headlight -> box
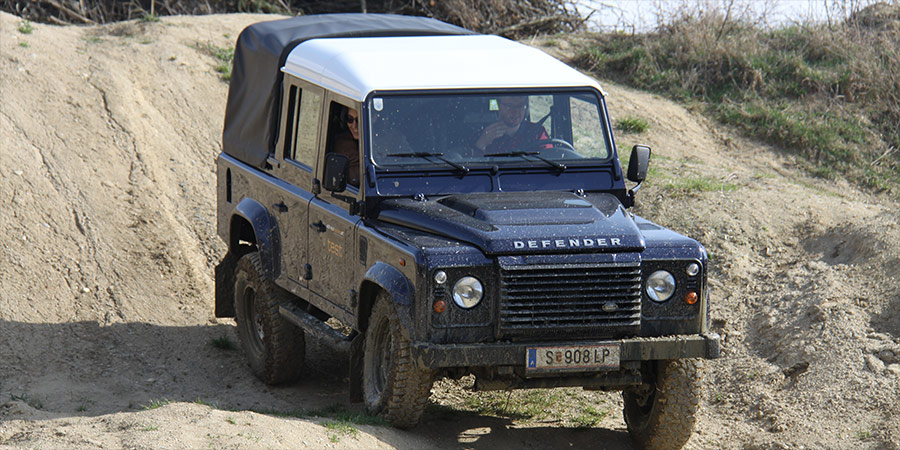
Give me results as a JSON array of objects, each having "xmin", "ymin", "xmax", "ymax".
[
  {"xmin": 646, "ymin": 270, "xmax": 676, "ymax": 302},
  {"xmin": 452, "ymin": 276, "xmax": 483, "ymax": 309}
]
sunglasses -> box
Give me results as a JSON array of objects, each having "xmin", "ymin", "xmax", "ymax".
[{"xmin": 346, "ymin": 115, "xmax": 359, "ymax": 125}]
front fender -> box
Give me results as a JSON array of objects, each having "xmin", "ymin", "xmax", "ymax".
[
  {"xmin": 231, "ymin": 197, "xmax": 281, "ymax": 280},
  {"xmin": 358, "ymin": 261, "xmax": 416, "ymax": 337},
  {"xmin": 363, "ymin": 261, "xmax": 413, "ymax": 306}
]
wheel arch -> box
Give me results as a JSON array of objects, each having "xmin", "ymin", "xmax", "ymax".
[
  {"xmin": 215, "ymin": 198, "xmax": 282, "ymax": 318},
  {"xmin": 356, "ymin": 262, "xmax": 414, "ymax": 333},
  {"xmin": 229, "ymin": 198, "xmax": 282, "ymax": 280}
]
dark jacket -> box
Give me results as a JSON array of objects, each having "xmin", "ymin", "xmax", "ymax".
[
  {"xmin": 332, "ymin": 131, "xmax": 360, "ymax": 187},
  {"xmin": 483, "ymin": 121, "xmax": 549, "ymax": 153}
]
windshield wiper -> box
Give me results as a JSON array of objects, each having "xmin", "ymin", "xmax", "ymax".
[
  {"xmin": 387, "ymin": 152, "xmax": 469, "ymax": 175},
  {"xmin": 483, "ymin": 151, "xmax": 566, "ymax": 171}
]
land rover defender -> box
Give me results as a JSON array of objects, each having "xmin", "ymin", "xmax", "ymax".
[{"xmin": 215, "ymin": 14, "xmax": 720, "ymax": 449}]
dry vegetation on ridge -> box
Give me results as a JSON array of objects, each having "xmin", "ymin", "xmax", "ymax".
[
  {"xmin": 0, "ymin": 0, "xmax": 584, "ymax": 38},
  {"xmin": 1, "ymin": 9, "xmax": 899, "ymax": 450}
]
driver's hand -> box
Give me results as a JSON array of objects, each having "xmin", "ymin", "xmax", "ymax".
[{"xmin": 476, "ymin": 122, "xmax": 510, "ymax": 151}]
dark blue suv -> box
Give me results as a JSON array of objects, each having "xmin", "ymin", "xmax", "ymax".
[{"xmin": 214, "ymin": 14, "xmax": 720, "ymax": 450}]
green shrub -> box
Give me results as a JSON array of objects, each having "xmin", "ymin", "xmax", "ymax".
[
  {"xmin": 196, "ymin": 42, "xmax": 235, "ymax": 82},
  {"xmin": 140, "ymin": 13, "xmax": 160, "ymax": 23},
  {"xmin": 18, "ymin": 20, "xmax": 33, "ymax": 34},
  {"xmin": 616, "ymin": 116, "xmax": 650, "ymax": 133},
  {"xmin": 210, "ymin": 335, "xmax": 236, "ymax": 350}
]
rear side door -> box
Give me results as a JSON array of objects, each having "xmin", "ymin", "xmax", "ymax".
[{"xmin": 272, "ymin": 78, "xmax": 324, "ymax": 289}]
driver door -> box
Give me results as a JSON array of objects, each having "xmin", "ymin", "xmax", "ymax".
[{"xmin": 306, "ymin": 97, "xmax": 363, "ymax": 318}]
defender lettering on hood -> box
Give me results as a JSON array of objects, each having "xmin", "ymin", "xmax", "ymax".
[{"xmin": 514, "ymin": 237, "xmax": 623, "ymax": 249}]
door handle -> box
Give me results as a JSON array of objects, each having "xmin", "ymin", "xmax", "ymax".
[
  {"xmin": 273, "ymin": 201, "xmax": 288, "ymax": 213},
  {"xmin": 309, "ymin": 221, "xmax": 327, "ymax": 233}
]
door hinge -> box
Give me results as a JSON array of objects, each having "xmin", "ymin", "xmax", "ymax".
[
  {"xmin": 358, "ymin": 236, "xmax": 368, "ymax": 265},
  {"xmin": 303, "ymin": 263, "xmax": 313, "ymax": 280}
]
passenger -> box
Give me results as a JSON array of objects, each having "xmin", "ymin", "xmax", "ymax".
[
  {"xmin": 332, "ymin": 106, "xmax": 360, "ymax": 187},
  {"xmin": 474, "ymin": 96, "xmax": 549, "ymax": 153}
]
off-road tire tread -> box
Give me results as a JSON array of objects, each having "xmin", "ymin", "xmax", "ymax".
[
  {"xmin": 624, "ymin": 359, "xmax": 702, "ymax": 450},
  {"xmin": 234, "ymin": 252, "xmax": 304, "ymax": 385},
  {"xmin": 365, "ymin": 293, "xmax": 434, "ymax": 429}
]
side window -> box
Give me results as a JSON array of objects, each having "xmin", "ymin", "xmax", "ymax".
[
  {"xmin": 290, "ymin": 86, "xmax": 322, "ymax": 168},
  {"xmin": 529, "ymin": 95, "xmax": 553, "ymax": 133},
  {"xmin": 570, "ymin": 95, "xmax": 608, "ymax": 159},
  {"xmin": 324, "ymin": 101, "xmax": 360, "ymax": 189},
  {"xmin": 281, "ymin": 85, "xmax": 298, "ymax": 160}
]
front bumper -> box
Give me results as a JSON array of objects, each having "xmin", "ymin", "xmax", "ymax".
[{"xmin": 412, "ymin": 333, "xmax": 721, "ymax": 369}]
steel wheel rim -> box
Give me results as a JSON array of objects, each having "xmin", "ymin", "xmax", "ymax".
[
  {"xmin": 372, "ymin": 317, "xmax": 391, "ymax": 396},
  {"xmin": 243, "ymin": 286, "xmax": 265, "ymax": 355}
]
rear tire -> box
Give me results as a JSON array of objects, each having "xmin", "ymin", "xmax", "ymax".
[
  {"xmin": 234, "ymin": 252, "xmax": 305, "ymax": 385},
  {"xmin": 623, "ymin": 359, "xmax": 702, "ymax": 450},
  {"xmin": 363, "ymin": 292, "xmax": 434, "ymax": 428}
]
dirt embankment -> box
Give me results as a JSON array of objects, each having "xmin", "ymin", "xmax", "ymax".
[{"xmin": 1, "ymin": 12, "xmax": 898, "ymax": 450}]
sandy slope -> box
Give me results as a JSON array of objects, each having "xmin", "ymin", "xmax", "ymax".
[{"xmin": 1, "ymin": 12, "xmax": 898, "ymax": 449}]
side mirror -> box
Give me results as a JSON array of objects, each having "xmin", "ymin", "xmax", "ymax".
[
  {"xmin": 626, "ymin": 145, "xmax": 651, "ymax": 183},
  {"xmin": 323, "ymin": 153, "xmax": 349, "ymax": 193}
]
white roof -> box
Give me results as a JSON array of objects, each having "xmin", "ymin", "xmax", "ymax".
[{"xmin": 282, "ymin": 35, "xmax": 604, "ymax": 101}]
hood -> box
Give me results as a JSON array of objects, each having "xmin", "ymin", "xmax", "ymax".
[{"xmin": 375, "ymin": 191, "xmax": 645, "ymax": 255}]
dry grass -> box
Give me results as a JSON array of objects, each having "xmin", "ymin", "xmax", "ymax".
[
  {"xmin": 0, "ymin": 0, "xmax": 584, "ymax": 37},
  {"xmin": 577, "ymin": 2, "xmax": 899, "ymax": 194}
]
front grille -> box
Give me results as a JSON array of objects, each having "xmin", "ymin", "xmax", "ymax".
[{"xmin": 499, "ymin": 262, "xmax": 642, "ymax": 339}]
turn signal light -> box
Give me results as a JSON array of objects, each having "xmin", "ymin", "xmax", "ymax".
[
  {"xmin": 433, "ymin": 300, "xmax": 448, "ymax": 313},
  {"xmin": 684, "ymin": 292, "xmax": 698, "ymax": 305}
]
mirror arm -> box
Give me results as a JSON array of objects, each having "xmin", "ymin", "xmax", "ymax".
[
  {"xmin": 630, "ymin": 180, "xmax": 644, "ymax": 196},
  {"xmin": 624, "ymin": 180, "xmax": 645, "ymax": 208},
  {"xmin": 331, "ymin": 193, "xmax": 361, "ymax": 215}
]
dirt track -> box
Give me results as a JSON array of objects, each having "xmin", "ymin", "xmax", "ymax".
[{"xmin": 1, "ymin": 12, "xmax": 898, "ymax": 449}]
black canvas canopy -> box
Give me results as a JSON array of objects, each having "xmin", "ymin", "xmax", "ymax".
[{"xmin": 222, "ymin": 13, "xmax": 474, "ymax": 168}]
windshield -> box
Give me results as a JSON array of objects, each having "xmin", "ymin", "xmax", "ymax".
[{"xmin": 368, "ymin": 91, "xmax": 611, "ymax": 169}]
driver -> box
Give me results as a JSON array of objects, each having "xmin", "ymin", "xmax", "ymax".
[
  {"xmin": 333, "ymin": 106, "xmax": 360, "ymax": 187},
  {"xmin": 474, "ymin": 96, "xmax": 549, "ymax": 153}
]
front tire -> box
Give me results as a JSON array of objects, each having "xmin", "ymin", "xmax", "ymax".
[
  {"xmin": 234, "ymin": 252, "xmax": 305, "ymax": 385},
  {"xmin": 623, "ymin": 359, "xmax": 703, "ymax": 450},
  {"xmin": 363, "ymin": 292, "xmax": 434, "ymax": 428}
]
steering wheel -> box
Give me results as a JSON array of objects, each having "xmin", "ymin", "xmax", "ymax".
[
  {"xmin": 523, "ymin": 138, "xmax": 577, "ymax": 153},
  {"xmin": 521, "ymin": 138, "xmax": 583, "ymax": 160}
]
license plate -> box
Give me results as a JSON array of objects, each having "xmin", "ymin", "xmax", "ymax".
[{"xmin": 526, "ymin": 344, "xmax": 620, "ymax": 372}]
